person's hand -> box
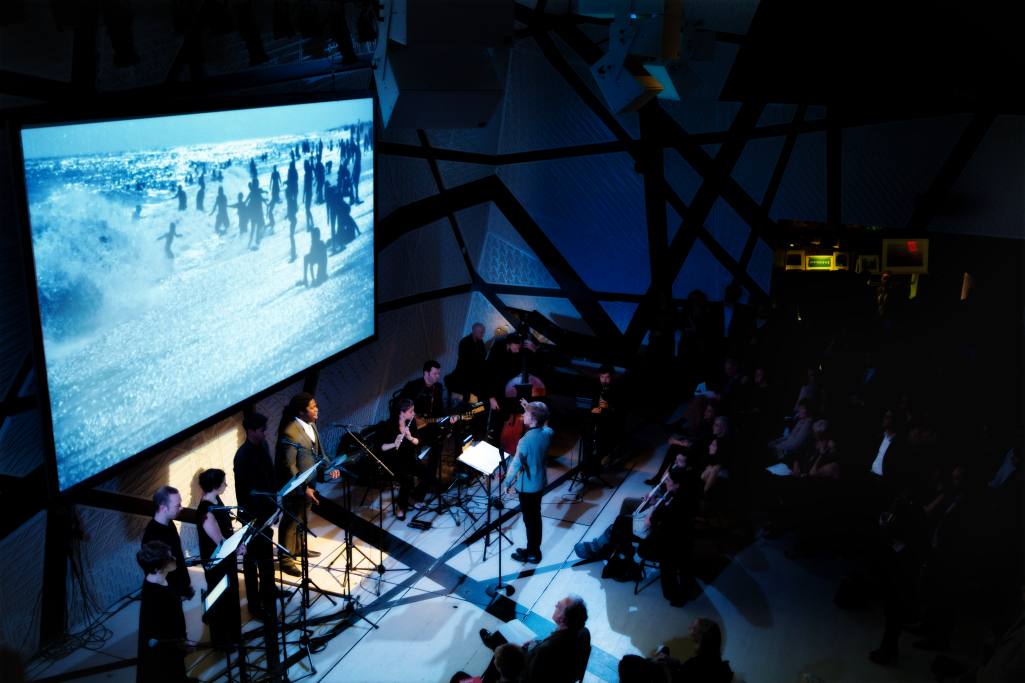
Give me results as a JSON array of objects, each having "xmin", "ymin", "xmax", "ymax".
[
  {"xmin": 270, "ymin": 510, "xmax": 283, "ymax": 526},
  {"xmin": 237, "ymin": 544, "xmax": 247, "ymax": 556},
  {"xmin": 681, "ymin": 439, "xmax": 692, "ymax": 448},
  {"xmin": 669, "ymin": 437, "xmax": 683, "ymax": 446},
  {"xmin": 305, "ymin": 488, "xmax": 320, "ymax": 505},
  {"xmin": 792, "ymin": 462, "xmax": 802, "ymax": 477},
  {"xmin": 643, "ymin": 511, "xmax": 653, "ymax": 528},
  {"xmin": 490, "ymin": 398, "xmax": 500, "ymax": 411},
  {"xmin": 519, "ymin": 397, "xmax": 529, "ymax": 409},
  {"xmin": 505, "ymin": 486, "xmax": 514, "ymax": 497},
  {"xmin": 523, "ymin": 339, "xmax": 537, "ymax": 351},
  {"xmin": 328, "ymin": 468, "xmax": 341, "ymax": 479},
  {"xmin": 591, "ymin": 407, "xmax": 601, "ymax": 414},
  {"xmin": 394, "ymin": 434, "xmax": 404, "ymax": 448},
  {"xmin": 451, "ymin": 415, "xmax": 460, "ymax": 422}
]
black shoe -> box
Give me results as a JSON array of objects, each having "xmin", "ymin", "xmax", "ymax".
[
  {"xmin": 279, "ymin": 563, "xmax": 301, "ymax": 577},
  {"xmin": 479, "ymin": 629, "xmax": 498, "ymax": 650},
  {"xmin": 511, "ymin": 550, "xmax": 541, "ymax": 564},
  {"xmin": 643, "ymin": 478, "xmax": 659, "ymax": 486},
  {"xmin": 668, "ymin": 599, "xmax": 687, "ymax": 608},
  {"xmin": 868, "ymin": 648, "xmax": 898, "ymax": 666},
  {"xmin": 304, "ymin": 550, "xmax": 321, "ymax": 558}
]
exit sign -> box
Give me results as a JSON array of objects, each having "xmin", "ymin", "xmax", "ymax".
[{"xmin": 807, "ymin": 255, "xmax": 833, "ymax": 270}]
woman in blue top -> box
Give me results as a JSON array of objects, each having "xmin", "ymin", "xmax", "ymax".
[{"xmin": 503, "ymin": 399, "xmax": 553, "ymax": 563}]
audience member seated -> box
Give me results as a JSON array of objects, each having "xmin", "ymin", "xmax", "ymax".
[
  {"xmin": 709, "ymin": 357, "xmax": 743, "ymax": 413},
  {"xmin": 699, "ymin": 417, "xmax": 733, "ymax": 498},
  {"xmin": 868, "ymin": 406, "xmax": 911, "ymax": 493},
  {"xmin": 618, "ymin": 618, "xmax": 733, "ymax": 683},
  {"xmin": 450, "ymin": 643, "xmax": 524, "ymax": 683},
  {"xmin": 647, "ymin": 400, "xmax": 719, "ymax": 485},
  {"xmin": 475, "ymin": 596, "xmax": 590, "ymax": 683},
  {"xmin": 575, "ymin": 467, "xmax": 698, "ymax": 605},
  {"xmin": 791, "ymin": 419, "xmax": 840, "ymax": 479},
  {"xmin": 766, "ymin": 397, "xmax": 817, "ymax": 462},
  {"xmin": 794, "ymin": 367, "xmax": 827, "ymax": 416}
]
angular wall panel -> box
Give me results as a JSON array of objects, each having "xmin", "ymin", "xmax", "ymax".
[
  {"xmin": 717, "ymin": 102, "xmax": 742, "ymax": 131},
  {"xmin": 665, "ymin": 148, "xmax": 704, "ymax": 207},
  {"xmin": 0, "ymin": 410, "xmax": 45, "ymax": 477},
  {"xmin": 499, "ymin": 46, "xmax": 617, "ymax": 154},
  {"xmin": 930, "ymin": 115, "xmax": 1025, "ymax": 239},
  {"xmin": 757, "ymin": 104, "xmax": 797, "ymax": 127},
  {"xmin": 685, "ymin": 0, "xmax": 761, "ymax": 34},
  {"xmin": 842, "ymin": 114, "xmax": 972, "ymax": 227},
  {"xmin": 497, "ymin": 294, "xmax": 594, "ymax": 336},
  {"xmin": 437, "ymin": 161, "xmax": 497, "ymax": 190},
  {"xmin": 600, "ymin": 301, "xmax": 639, "ymax": 334},
  {"xmin": 701, "ymin": 143, "xmax": 722, "ymax": 159},
  {"xmin": 478, "ymin": 232, "xmax": 560, "ymax": 289},
  {"xmin": 667, "ymin": 201, "xmax": 683, "ymax": 245},
  {"xmin": 376, "ymin": 155, "xmax": 439, "ymax": 219},
  {"xmin": 746, "ymin": 237, "xmax": 773, "ymax": 294},
  {"xmin": 731, "ymin": 135, "xmax": 786, "ymax": 204},
  {"xmin": 0, "ymin": 511, "xmax": 46, "ymax": 658},
  {"xmin": 453, "ymin": 203, "xmax": 491, "ymax": 271},
  {"xmin": 673, "ymin": 238, "xmax": 733, "ymax": 302},
  {"xmin": 690, "ymin": 42, "xmax": 741, "ymax": 102},
  {"xmin": 805, "ymin": 106, "xmax": 827, "ymax": 121},
  {"xmin": 425, "ymin": 47, "xmax": 511, "ymax": 156},
  {"xmin": 770, "ymin": 132, "xmax": 827, "ymax": 223},
  {"xmin": 487, "ymin": 204, "xmax": 539, "ymax": 257},
  {"xmin": 466, "ymin": 291, "xmax": 514, "ymax": 340},
  {"xmin": 378, "ymin": 218, "xmax": 471, "ymax": 303},
  {"xmin": 706, "ymin": 197, "xmax": 750, "ymax": 262},
  {"xmin": 569, "ymin": 63, "xmax": 642, "ymax": 140},
  {"xmin": 660, "ymin": 96, "xmax": 717, "ymax": 134}
]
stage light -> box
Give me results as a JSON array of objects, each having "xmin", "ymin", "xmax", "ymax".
[{"xmin": 578, "ymin": 1, "xmax": 716, "ymax": 112}]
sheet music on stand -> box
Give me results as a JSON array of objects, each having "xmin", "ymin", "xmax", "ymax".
[
  {"xmin": 279, "ymin": 464, "xmax": 319, "ymax": 498},
  {"xmin": 211, "ymin": 524, "xmax": 250, "ymax": 564},
  {"xmin": 457, "ymin": 441, "xmax": 505, "ymax": 476}
]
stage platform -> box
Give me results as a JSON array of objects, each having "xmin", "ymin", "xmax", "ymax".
[{"xmin": 26, "ymin": 405, "xmax": 964, "ymax": 683}]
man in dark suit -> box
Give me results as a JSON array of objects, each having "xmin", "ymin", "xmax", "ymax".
[
  {"xmin": 233, "ymin": 412, "xmax": 281, "ymax": 622},
  {"xmin": 275, "ymin": 392, "xmax": 339, "ymax": 576}
]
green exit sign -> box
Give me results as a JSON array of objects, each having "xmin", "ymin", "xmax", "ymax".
[{"xmin": 807, "ymin": 255, "xmax": 833, "ymax": 270}]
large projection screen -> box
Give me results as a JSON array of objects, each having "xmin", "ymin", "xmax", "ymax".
[{"xmin": 19, "ymin": 98, "xmax": 375, "ymax": 492}]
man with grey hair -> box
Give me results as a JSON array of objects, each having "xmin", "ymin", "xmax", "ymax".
[
  {"xmin": 477, "ymin": 594, "xmax": 591, "ymax": 683},
  {"xmin": 448, "ymin": 322, "xmax": 487, "ymax": 399},
  {"xmin": 504, "ymin": 398, "xmax": 553, "ymax": 563}
]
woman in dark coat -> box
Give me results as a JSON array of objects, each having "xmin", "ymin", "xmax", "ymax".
[{"xmin": 374, "ymin": 399, "xmax": 436, "ymax": 520}]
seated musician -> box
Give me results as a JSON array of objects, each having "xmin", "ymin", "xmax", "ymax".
[
  {"xmin": 374, "ymin": 399, "xmax": 436, "ymax": 520},
  {"xmin": 400, "ymin": 360, "xmax": 459, "ymax": 475},
  {"xmin": 484, "ymin": 333, "xmax": 538, "ymax": 414}
]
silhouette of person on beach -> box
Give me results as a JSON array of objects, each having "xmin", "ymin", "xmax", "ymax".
[
  {"xmin": 268, "ymin": 165, "xmax": 281, "ymax": 227},
  {"xmin": 176, "ymin": 184, "xmax": 187, "ymax": 211},
  {"xmin": 286, "ymin": 189, "xmax": 299, "ymax": 263},
  {"xmin": 211, "ymin": 186, "xmax": 229, "ymax": 235},
  {"xmin": 229, "ymin": 192, "xmax": 248, "ymax": 235},
  {"xmin": 302, "ymin": 158, "xmax": 314, "ymax": 229},
  {"xmin": 314, "ymin": 156, "xmax": 325, "ymax": 204},
  {"xmin": 196, "ymin": 184, "xmax": 205, "ymax": 212},
  {"xmin": 246, "ymin": 179, "xmax": 269, "ymax": 248},
  {"xmin": 248, "ymin": 158, "xmax": 258, "ymax": 182},
  {"xmin": 350, "ymin": 142, "xmax": 362, "ymax": 204},
  {"xmin": 286, "ymin": 159, "xmax": 298, "ymax": 203},
  {"xmin": 132, "ymin": 204, "xmax": 143, "ymax": 221},
  {"xmin": 157, "ymin": 222, "xmax": 182, "ymax": 259},
  {"xmin": 303, "ymin": 227, "xmax": 328, "ymax": 286}
]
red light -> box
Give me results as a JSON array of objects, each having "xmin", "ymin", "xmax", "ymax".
[{"xmin": 908, "ymin": 241, "xmax": 917, "ymax": 252}]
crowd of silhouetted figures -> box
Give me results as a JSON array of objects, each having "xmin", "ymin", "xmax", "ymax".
[{"xmin": 135, "ymin": 123, "xmax": 372, "ymax": 283}]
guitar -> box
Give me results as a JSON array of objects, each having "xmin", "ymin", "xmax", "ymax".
[{"xmin": 414, "ymin": 410, "xmax": 477, "ymax": 430}]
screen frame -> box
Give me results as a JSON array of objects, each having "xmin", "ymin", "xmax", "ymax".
[
  {"xmin": 881, "ymin": 238, "xmax": 930, "ymax": 274},
  {"xmin": 8, "ymin": 92, "xmax": 378, "ymax": 499},
  {"xmin": 785, "ymin": 250, "xmax": 806, "ymax": 270}
]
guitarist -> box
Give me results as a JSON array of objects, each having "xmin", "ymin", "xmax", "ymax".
[{"xmin": 400, "ymin": 360, "xmax": 459, "ymax": 476}]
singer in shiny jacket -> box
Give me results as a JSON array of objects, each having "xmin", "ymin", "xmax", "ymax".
[{"xmin": 375, "ymin": 398, "xmax": 436, "ymax": 520}]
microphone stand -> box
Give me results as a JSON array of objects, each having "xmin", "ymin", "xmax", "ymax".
[
  {"xmin": 485, "ymin": 447, "xmax": 513, "ymax": 598},
  {"xmin": 330, "ymin": 425, "xmax": 410, "ymax": 598}
]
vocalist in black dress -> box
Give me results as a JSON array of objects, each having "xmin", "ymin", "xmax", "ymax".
[
  {"xmin": 136, "ymin": 541, "xmax": 194, "ymax": 683},
  {"xmin": 196, "ymin": 469, "xmax": 247, "ymax": 648}
]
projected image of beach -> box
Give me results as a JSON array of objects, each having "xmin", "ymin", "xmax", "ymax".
[{"xmin": 21, "ymin": 99, "xmax": 375, "ymax": 491}]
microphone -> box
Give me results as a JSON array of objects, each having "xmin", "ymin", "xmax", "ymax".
[
  {"xmin": 208, "ymin": 506, "xmax": 239, "ymax": 510},
  {"xmin": 149, "ymin": 638, "xmax": 185, "ymax": 647},
  {"xmin": 331, "ymin": 422, "xmax": 359, "ymax": 428},
  {"xmin": 250, "ymin": 490, "xmax": 281, "ymax": 497}
]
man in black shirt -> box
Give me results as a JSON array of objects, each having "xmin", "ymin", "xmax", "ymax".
[
  {"xmin": 400, "ymin": 360, "xmax": 459, "ymax": 474},
  {"xmin": 588, "ymin": 363, "xmax": 625, "ymax": 463},
  {"xmin": 484, "ymin": 333, "xmax": 538, "ymax": 414},
  {"xmin": 233, "ymin": 412, "xmax": 282, "ymax": 631},
  {"xmin": 447, "ymin": 323, "xmax": 487, "ymax": 399},
  {"xmin": 141, "ymin": 486, "xmax": 194, "ymax": 601}
]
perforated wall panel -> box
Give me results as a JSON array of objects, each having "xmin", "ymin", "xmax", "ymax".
[
  {"xmin": 599, "ymin": 301, "xmax": 639, "ymax": 334},
  {"xmin": 757, "ymin": 104, "xmax": 797, "ymax": 127},
  {"xmin": 673, "ymin": 238, "xmax": 732, "ymax": 302},
  {"xmin": 479, "ymin": 232, "xmax": 559, "ymax": 289},
  {"xmin": 665, "ymin": 148, "xmax": 703, "ymax": 207},
  {"xmin": 667, "ymin": 201, "xmax": 683, "ymax": 245},
  {"xmin": 377, "ymin": 218, "xmax": 472, "ymax": 303},
  {"xmin": 466, "ymin": 292, "xmax": 514, "ymax": 340},
  {"xmin": 498, "ymin": 43, "xmax": 616, "ymax": 154},
  {"xmin": 929, "ymin": 115, "xmax": 1025, "ymax": 239},
  {"xmin": 731, "ymin": 135, "xmax": 786, "ymax": 204},
  {"xmin": 0, "ymin": 410, "xmax": 45, "ymax": 477},
  {"xmin": 437, "ymin": 161, "xmax": 497, "ymax": 190},
  {"xmin": 425, "ymin": 47, "xmax": 511, "ymax": 156},
  {"xmin": 701, "ymin": 143, "xmax": 721, "ymax": 159},
  {"xmin": 659, "ymin": 96, "xmax": 717, "ymax": 134},
  {"xmin": 497, "ymin": 294, "xmax": 594, "ymax": 336},
  {"xmin": 842, "ymin": 114, "xmax": 972, "ymax": 227},
  {"xmin": 706, "ymin": 197, "xmax": 750, "ymax": 262},
  {"xmin": 770, "ymin": 132, "xmax": 827, "ymax": 223},
  {"xmin": 746, "ymin": 237, "xmax": 773, "ymax": 294},
  {"xmin": 453, "ymin": 203, "xmax": 491, "ymax": 271},
  {"xmin": 376, "ymin": 154, "xmax": 439, "ymax": 219},
  {"xmin": 689, "ymin": 42, "xmax": 740, "ymax": 102},
  {"xmin": 805, "ymin": 106, "xmax": 827, "ymax": 121},
  {"xmin": 0, "ymin": 511, "xmax": 46, "ymax": 658},
  {"xmin": 569, "ymin": 63, "xmax": 642, "ymax": 140}
]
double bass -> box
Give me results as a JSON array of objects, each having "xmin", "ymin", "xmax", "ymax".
[{"xmin": 499, "ymin": 319, "xmax": 546, "ymax": 457}]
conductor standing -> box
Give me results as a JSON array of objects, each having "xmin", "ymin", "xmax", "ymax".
[{"xmin": 503, "ymin": 399, "xmax": 553, "ymax": 564}]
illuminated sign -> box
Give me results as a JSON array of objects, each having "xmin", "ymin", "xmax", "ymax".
[{"xmin": 806, "ymin": 255, "xmax": 833, "ymax": 270}]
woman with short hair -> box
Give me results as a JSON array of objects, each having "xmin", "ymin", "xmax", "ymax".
[{"xmin": 136, "ymin": 541, "xmax": 194, "ymax": 683}]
